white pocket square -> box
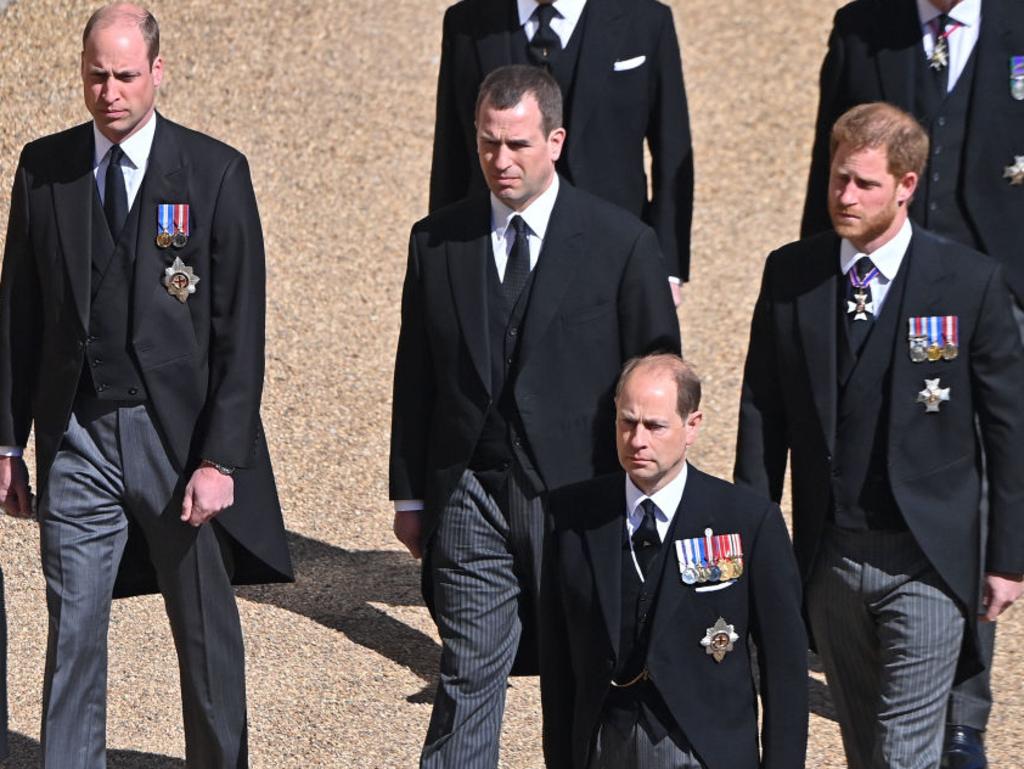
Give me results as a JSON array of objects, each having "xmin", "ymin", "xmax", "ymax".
[
  {"xmin": 695, "ymin": 580, "xmax": 737, "ymax": 594},
  {"xmin": 613, "ymin": 55, "xmax": 646, "ymax": 72}
]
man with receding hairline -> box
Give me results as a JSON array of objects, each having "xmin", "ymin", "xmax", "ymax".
[
  {"xmin": 0, "ymin": 4, "xmax": 292, "ymax": 766},
  {"xmin": 737, "ymin": 102, "xmax": 1024, "ymax": 769},
  {"xmin": 390, "ymin": 64, "xmax": 679, "ymax": 768}
]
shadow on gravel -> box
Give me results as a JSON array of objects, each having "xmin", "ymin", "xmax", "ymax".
[
  {"xmin": 237, "ymin": 531, "xmax": 440, "ymax": 703},
  {"xmin": 3, "ymin": 732, "xmax": 184, "ymax": 767},
  {"xmin": 808, "ymin": 652, "xmax": 838, "ymax": 722}
]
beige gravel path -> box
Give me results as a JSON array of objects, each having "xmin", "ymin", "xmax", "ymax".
[{"xmin": 0, "ymin": 0, "xmax": 1020, "ymax": 767}]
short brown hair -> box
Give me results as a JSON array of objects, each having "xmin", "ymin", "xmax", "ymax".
[
  {"xmin": 83, "ymin": 3, "xmax": 160, "ymax": 66},
  {"xmin": 829, "ymin": 102, "xmax": 929, "ymax": 179},
  {"xmin": 615, "ymin": 354, "xmax": 702, "ymax": 419},
  {"xmin": 475, "ymin": 65, "xmax": 563, "ymax": 136}
]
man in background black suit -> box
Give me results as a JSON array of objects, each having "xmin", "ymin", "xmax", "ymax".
[
  {"xmin": 800, "ymin": 4, "xmax": 1024, "ymax": 762},
  {"xmin": 543, "ymin": 354, "xmax": 807, "ymax": 769},
  {"xmin": 740, "ymin": 102, "xmax": 1024, "ymax": 769},
  {"xmin": 390, "ymin": 65, "xmax": 679, "ymax": 768},
  {"xmin": 429, "ymin": 0, "xmax": 693, "ymax": 301},
  {"xmin": 0, "ymin": 5, "xmax": 292, "ymax": 766}
]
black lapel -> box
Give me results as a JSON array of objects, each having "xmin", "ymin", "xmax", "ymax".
[
  {"xmin": 887, "ymin": 230, "xmax": 951, "ymax": 444},
  {"xmin": 447, "ymin": 195, "xmax": 494, "ymax": 396},
  {"xmin": 517, "ymin": 180, "xmax": 584, "ymax": 368},
  {"xmin": 874, "ymin": 0, "xmax": 922, "ymax": 110},
  {"xmin": 582, "ymin": 477, "xmax": 626, "ymax": 658},
  {"xmin": 566, "ymin": 0, "xmax": 627, "ymax": 145},
  {"xmin": 475, "ymin": 0, "xmax": 518, "ymax": 75},
  {"xmin": 649, "ymin": 466, "xmax": 714, "ymax": 645},
  {"xmin": 963, "ymin": 0, "xmax": 1012, "ymax": 181},
  {"xmin": 130, "ymin": 115, "xmax": 190, "ymax": 341},
  {"xmin": 51, "ymin": 123, "xmax": 97, "ymax": 332},
  {"xmin": 795, "ymin": 236, "xmax": 841, "ymax": 452}
]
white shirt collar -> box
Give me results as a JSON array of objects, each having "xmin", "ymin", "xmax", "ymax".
[
  {"xmin": 490, "ymin": 173, "xmax": 560, "ymax": 241},
  {"xmin": 916, "ymin": 0, "xmax": 980, "ymax": 29},
  {"xmin": 839, "ymin": 217, "xmax": 913, "ymax": 281},
  {"xmin": 517, "ymin": 0, "xmax": 587, "ymax": 28},
  {"xmin": 92, "ymin": 110, "xmax": 158, "ymax": 170},
  {"xmin": 624, "ymin": 462, "xmax": 689, "ymax": 530}
]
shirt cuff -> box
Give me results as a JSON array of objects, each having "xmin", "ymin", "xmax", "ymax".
[
  {"xmin": 668, "ymin": 275, "xmax": 681, "ymax": 285},
  {"xmin": 0, "ymin": 446, "xmax": 23, "ymax": 457},
  {"xmin": 393, "ymin": 500, "xmax": 424, "ymax": 513}
]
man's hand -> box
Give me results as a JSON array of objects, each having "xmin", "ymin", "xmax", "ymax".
[
  {"xmin": 394, "ymin": 510, "xmax": 423, "ymax": 559},
  {"xmin": 982, "ymin": 572, "xmax": 1024, "ymax": 621},
  {"xmin": 180, "ymin": 465, "xmax": 234, "ymax": 527},
  {"xmin": 0, "ymin": 455, "xmax": 33, "ymax": 518},
  {"xmin": 669, "ymin": 279, "xmax": 682, "ymax": 308}
]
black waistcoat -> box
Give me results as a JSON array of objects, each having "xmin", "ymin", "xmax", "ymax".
[
  {"xmin": 468, "ymin": 252, "xmax": 543, "ymax": 496},
  {"xmin": 830, "ymin": 252, "xmax": 912, "ymax": 530},
  {"xmin": 911, "ymin": 46, "xmax": 981, "ymax": 251},
  {"xmin": 604, "ymin": 509, "xmax": 683, "ymax": 740},
  {"xmin": 511, "ymin": 6, "xmax": 588, "ymax": 178},
  {"xmin": 80, "ymin": 189, "xmax": 148, "ymax": 402}
]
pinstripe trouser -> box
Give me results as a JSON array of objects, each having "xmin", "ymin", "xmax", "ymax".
[
  {"xmin": 807, "ymin": 526, "xmax": 964, "ymax": 769},
  {"xmin": 588, "ymin": 723, "xmax": 705, "ymax": 769},
  {"xmin": 420, "ymin": 467, "xmax": 545, "ymax": 769},
  {"xmin": 37, "ymin": 399, "xmax": 247, "ymax": 769}
]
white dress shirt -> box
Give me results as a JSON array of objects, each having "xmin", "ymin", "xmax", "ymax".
[
  {"xmin": 0, "ymin": 115, "xmax": 159, "ymax": 458},
  {"xmin": 839, "ymin": 218, "xmax": 913, "ymax": 317},
  {"xmin": 624, "ymin": 463, "xmax": 689, "ymax": 581},
  {"xmin": 917, "ymin": 0, "xmax": 981, "ymax": 93},
  {"xmin": 93, "ymin": 111, "xmax": 157, "ymax": 209},
  {"xmin": 393, "ymin": 175, "xmax": 561, "ymax": 514},
  {"xmin": 517, "ymin": 0, "xmax": 587, "ymax": 48}
]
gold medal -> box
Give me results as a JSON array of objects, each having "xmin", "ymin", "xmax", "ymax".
[
  {"xmin": 156, "ymin": 231, "xmax": 173, "ymax": 248},
  {"xmin": 927, "ymin": 343, "xmax": 942, "ymax": 362}
]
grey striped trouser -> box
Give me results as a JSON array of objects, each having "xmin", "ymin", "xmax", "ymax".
[
  {"xmin": 807, "ymin": 526, "xmax": 964, "ymax": 769},
  {"xmin": 420, "ymin": 467, "xmax": 545, "ymax": 769},
  {"xmin": 588, "ymin": 723, "xmax": 705, "ymax": 769},
  {"xmin": 37, "ymin": 399, "xmax": 247, "ymax": 769}
]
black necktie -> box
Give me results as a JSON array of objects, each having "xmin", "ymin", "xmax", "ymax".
[
  {"xmin": 932, "ymin": 14, "xmax": 950, "ymax": 95},
  {"xmin": 847, "ymin": 256, "xmax": 876, "ymax": 355},
  {"xmin": 528, "ymin": 2, "xmax": 562, "ymax": 68},
  {"xmin": 503, "ymin": 215, "xmax": 531, "ymax": 305},
  {"xmin": 104, "ymin": 144, "xmax": 128, "ymax": 241},
  {"xmin": 632, "ymin": 499, "xmax": 661, "ymax": 578}
]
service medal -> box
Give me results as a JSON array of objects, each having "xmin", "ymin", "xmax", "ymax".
[
  {"xmin": 675, "ymin": 540, "xmax": 699, "ymax": 585},
  {"xmin": 917, "ymin": 378, "xmax": 950, "ymax": 413},
  {"xmin": 171, "ymin": 203, "xmax": 191, "ymax": 248},
  {"xmin": 156, "ymin": 204, "xmax": 174, "ymax": 248},
  {"xmin": 730, "ymin": 533, "xmax": 744, "ymax": 578},
  {"xmin": 701, "ymin": 617, "xmax": 739, "ymax": 663},
  {"xmin": 1011, "ymin": 56, "xmax": 1024, "ymax": 101},
  {"xmin": 941, "ymin": 315, "xmax": 959, "ymax": 360},
  {"xmin": 1004, "ymin": 156, "xmax": 1024, "ymax": 186},
  {"xmin": 163, "ymin": 256, "xmax": 200, "ymax": 303}
]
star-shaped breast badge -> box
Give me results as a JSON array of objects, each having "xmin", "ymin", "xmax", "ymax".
[
  {"xmin": 163, "ymin": 257, "xmax": 200, "ymax": 303},
  {"xmin": 1004, "ymin": 156, "xmax": 1024, "ymax": 186}
]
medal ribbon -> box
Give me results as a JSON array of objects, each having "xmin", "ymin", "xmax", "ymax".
[
  {"xmin": 1013, "ymin": 56, "xmax": 1024, "ymax": 77},
  {"xmin": 934, "ymin": 16, "xmax": 963, "ymax": 45},
  {"xmin": 848, "ymin": 265, "xmax": 880, "ymax": 290},
  {"xmin": 685, "ymin": 538, "xmax": 699, "ymax": 571},
  {"xmin": 732, "ymin": 533, "xmax": 743, "ymax": 559},
  {"xmin": 928, "ymin": 315, "xmax": 942, "ymax": 348},
  {"xmin": 675, "ymin": 540, "xmax": 686, "ymax": 573},
  {"xmin": 158, "ymin": 204, "xmax": 173, "ymax": 235},
  {"xmin": 944, "ymin": 315, "xmax": 958, "ymax": 348},
  {"xmin": 173, "ymin": 204, "xmax": 190, "ymax": 236}
]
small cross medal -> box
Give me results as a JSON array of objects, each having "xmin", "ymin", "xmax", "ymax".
[{"xmin": 848, "ymin": 289, "xmax": 874, "ymax": 321}]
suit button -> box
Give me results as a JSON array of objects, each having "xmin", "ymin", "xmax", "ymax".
[
  {"xmin": 506, "ymin": 356, "xmax": 514, "ymax": 365},
  {"xmin": 128, "ymin": 387, "xmax": 138, "ymax": 396},
  {"xmin": 499, "ymin": 461, "xmax": 511, "ymax": 471},
  {"xmin": 937, "ymin": 116, "xmax": 947, "ymax": 127},
  {"xmin": 513, "ymin": 438, "xmax": 522, "ymax": 448},
  {"xmin": 932, "ymin": 172, "xmax": 940, "ymax": 183},
  {"xmin": 92, "ymin": 358, "xmax": 102, "ymax": 367},
  {"xmin": 509, "ymin": 327, "xmax": 518, "ymax": 337},
  {"xmin": 97, "ymin": 384, "xmax": 108, "ymax": 393},
  {"xmin": 77, "ymin": 340, "xmax": 85, "ymax": 351},
  {"xmin": 934, "ymin": 145, "xmax": 943, "ymax": 155}
]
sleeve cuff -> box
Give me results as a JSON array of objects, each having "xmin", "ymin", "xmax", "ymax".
[{"xmin": 394, "ymin": 500, "xmax": 425, "ymax": 513}]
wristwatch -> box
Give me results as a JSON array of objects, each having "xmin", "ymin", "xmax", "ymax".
[{"xmin": 202, "ymin": 459, "xmax": 236, "ymax": 476}]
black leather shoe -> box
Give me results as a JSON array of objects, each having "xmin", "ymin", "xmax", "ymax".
[{"xmin": 941, "ymin": 726, "xmax": 987, "ymax": 769}]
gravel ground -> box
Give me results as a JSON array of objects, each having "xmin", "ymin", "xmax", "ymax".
[{"xmin": 0, "ymin": 0, "xmax": 1020, "ymax": 767}]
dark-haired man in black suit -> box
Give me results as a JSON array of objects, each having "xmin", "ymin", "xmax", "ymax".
[
  {"xmin": 543, "ymin": 354, "xmax": 807, "ymax": 769},
  {"xmin": 740, "ymin": 102, "xmax": 1024, "ymax": 769},
  {"xmin": 390, "ymin": 65, "xmax": 679, "ymax": 768},
  {"xmin": 801, "ymin": 6, "xmax": 1024, "ymax": 759},
  {"xmin": 429, "ymin": 0, "xmax": 693, "ymax": 300},
  {"xmin": 0, "ymin": 4, "xmax": 291, "ymax": 766}
]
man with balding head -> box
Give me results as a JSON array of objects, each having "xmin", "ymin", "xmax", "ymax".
[
  {"xmin": 0, "ymin": 4, "xmax": 292, "ymax": 765},
  {"xmin": 542, "ymin": 354, "xmax": 807, "ymax": 769}
]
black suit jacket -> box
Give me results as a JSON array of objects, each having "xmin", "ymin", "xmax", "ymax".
[
  {"xmin": 541, "ymin": 468, "xmax": 808, "ymax": 769},
  {"xmin": 801, "ymin": 0, "xmax": 1024, "ymax": 302},
  {"xmin": 0, "ymin": 114, "xmax": 293, "ymax": 593},
  {"xmin": 734, "ymin": 227, "xmax": 1024, "ymax": 670},
  {"xmin": 429, "ymin": 0, "xmax": 694, "ymax": 280},
  {"xmin": 389, "ymin": 179, "xmax": 680, "ymax": 562}
]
